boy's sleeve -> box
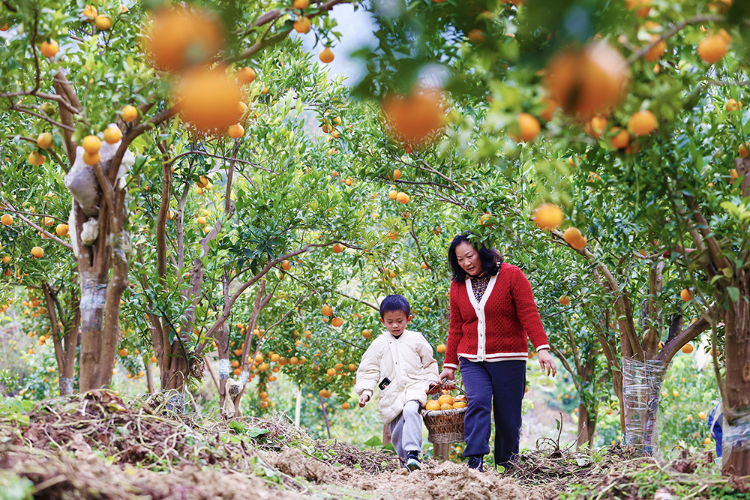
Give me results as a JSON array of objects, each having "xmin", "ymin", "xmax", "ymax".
[
  {"xmin": 355, "ymin": 339, "xmax": 381, "ymax": 400},
  {"xmin": 417, "ymin": 336, "xmax": 440, "ymax": 384},
  {"xmin": 511, "ymin": 267, "xmax": 550, "ymax": 351},
  {"xmin": 445, "ymin": 282, "xmax": 464, "ymax": 369}
]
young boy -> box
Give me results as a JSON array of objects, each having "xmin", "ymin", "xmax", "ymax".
[{"xmin": 355, "ymin": 294, "xmax": 440, "ymax": 470}]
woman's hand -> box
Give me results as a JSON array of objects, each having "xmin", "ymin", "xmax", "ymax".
[
  {"xmin": 537, "ymin": 350, "xmax": 557, "ymax": 377},
  {"xmin": 358, "ymin": 394, "xmax": 370, "ymax": 408},
  {"xmin": 439, "ymin": 367, "xmax": 456, "ymax": 381}
]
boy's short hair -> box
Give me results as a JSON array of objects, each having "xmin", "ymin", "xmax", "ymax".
[{"xmin": 379, "ymin": 294, "xmax": 411, "ymax": 318}]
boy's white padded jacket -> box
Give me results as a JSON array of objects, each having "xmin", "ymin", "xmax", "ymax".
[{"xmin": 355, "ymin": 329, "xmax": 440, "ymax": 424}]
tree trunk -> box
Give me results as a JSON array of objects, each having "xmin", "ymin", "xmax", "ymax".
[
  {"xmin": 145, "ymin": 361, "xmax": 155, "ymax": 394},
  {"xmin": 577, "ymin": 403, "xmax": 597, "ymax": 449},
  {"xmin": 43, "ymin": 284, "xmax": 80, "ymax": 396},
  {"xmin": 722, "ymin": 269, "xmax": 750, "ymax": 476},
  {"xmin": 622, "ymin": 357, "xmax": 666, "ymax": 455}
]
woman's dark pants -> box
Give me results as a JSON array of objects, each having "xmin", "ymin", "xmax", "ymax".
[{"xmin": 461, "ymin": 359, "xmax": 526, "ymax": 469}]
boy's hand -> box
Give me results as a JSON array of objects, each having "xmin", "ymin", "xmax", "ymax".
[
  {"xmin": 427, "ymin": 382, "xmax": 442, "ymax": 395},
  {"xmin": 358, "ymin": 394, "xmax": 370, "ymax": 407}
]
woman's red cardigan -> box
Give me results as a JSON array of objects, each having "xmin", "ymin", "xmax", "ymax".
[{"xmin": 444, "ymin": 263, "xmax": 550, "ymax": 369}]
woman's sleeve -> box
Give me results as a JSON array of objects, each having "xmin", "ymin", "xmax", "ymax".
[
  {"xmin": 355, "ymin": 340, "xmax": 381, "ymax": 399},
  {"xmin": 445, "ymin": 283, "xmax": 464, "ymax": 369},
  {"xmin": 511, "ymin": 267, "xmax": 550, "ymax": 351}
]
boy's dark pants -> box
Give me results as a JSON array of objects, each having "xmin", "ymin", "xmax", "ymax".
[{"xmin": 460, "ymin": 359, "xmax": 526, "ymax": 468}]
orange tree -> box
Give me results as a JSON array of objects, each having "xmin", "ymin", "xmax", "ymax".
[
  {"xmin": 341, "ymin": 0, "xmax": 749, "ymax": 474},
  {"xmin": 0, "ymin": 0, "xmax": 355, "ymax": 398}
]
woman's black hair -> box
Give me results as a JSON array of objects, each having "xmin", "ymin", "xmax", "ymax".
[{"xmin": 448, "ymin": 232, "xmax": 503, "ymax": 282}]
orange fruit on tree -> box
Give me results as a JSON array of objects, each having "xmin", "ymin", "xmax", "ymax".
[
  {"xmin": 628, "ymin": 110, "xmax": 657, "ymax": 136},
  {"xmin": 625, "ymin": 0, "xmax": 651, "ymax": 17},
  {"xmin": 425, "ymin": 400, "xmax": 441, "ymax": 411},
  {"xmin": 82, "ymin": 151, "xmax": 100, "ymax": 166},
  {"xmin": 40, "ymin": 39, "xmax": 59, "ymax": 58},
  {"xmin": 228, "ymin": 123, "xmax": 244, "ymax": 138},
  {"xmin": 681, "ymin": 343, "xmax": 694, "ymax": 354},
  {"xmin": 563, "ymin": 227, "xmax": 587, "ymax": 250},
  {"xmin": 119, "ymin": 348, "xmax": 128, "ymax": 356},
  {"xmin": 29, "ymin": 151, "xmax": 46, "ymax": 166},
  {"xmin": 680, "ymin": 288, "xmax": 692, "ymax": 301},
  {"xmin": 362, "ymin": 329, "xmax": 372, "ymax": 338},
  {"xmin": 545, "ymin": 41, "xmax": 630, "ymax": 120},
  {"xmin": 730, "ymin": 168, "xmax": 739, "ymax": 183},
  {"xmin": 559, "ymin": 295, "xmax": 571, "ymax": 305},
  {"xmin": 122, "ymin": 105, "xmax": 138, "ymax": 122},
  {"xmin": 697, "ymin": 34, "xmax": 728, "ymax": 64},
  {"xmin": 322, "ymin": 304, "xmax": 333, "ymax": 316},
  {"xmin": 348, "ymin": 363, "xmax": 356, "ymax": 371},
  {"xmin": 512, "ymin": 112, "xmax": 541, "ymax": 142},
  {"xmin": 540, "ymin": 98, "xmax": 559, "ymax": 122},
  {"xmin": 176, "ymin": 68, "xmax": 242, "ymax": 132},
  {"xmin": 342, "ymin": 402, "xmax": 350, "ymax": 409},
  {"xmin": 37, "ymin": 133, "xmax": 53, "ymax": 150},
  {"xmin": 293, "ymin": 16, "xmax": 311, "ymax": 34},
  {"xmin": 436, "ymin": 343, "xmax": 446, "ymax": 353},
  {"xmin": 331, "ymin": 317, "xmax": 344, "ymax": 327},
  {"xmin": 83, "ymin": 5, "xmax": 97, "ymax": 18},
  {"xmin": 319, "ymin": 47, "xmax": 334, "ymax": 63},
  {"xmin": 609, "ymin": 127, "xmax": 630, "ymax": 149},
  {"xmin": 586, "ymin": 115, "xmax": 608, "ymax": 138},
  {"xmin": 143, "ymin": 6, "xmax": 224, "ymax": 72},
  {"xmin": 55, "ymin": 224, "xmax": 69, "ymax": 236},
  {"xmin": 533, "ymin": 203, "xmax": 564, "ymax": 230},
  {"xmin": 281, "ymin": 260, "xmax": 291, "ymax": 271},
  {"xmin": 237, "ymin": 67, "xmax": 256, "ymax": 84},
  {"xmin": 231, "ymin": 360, "xmax": 240, "ymax": 368},
  {"xmin": 393, "ymin": 169, "xmax": 401, "ymax": 180},
  {"xmin": 103, "ymin": 126, "xmax": 122, "ymax": 144},
  {"xmin": 95, "ymin": 15, "xmax": 112, "ymax": 30},
  {"xmin": 725, "ymin": 99, "xmax": 741, "ymax": 112},
  {"xmin": 739, "ymin": 144, "xmax": 748, "ymax": 158},
  {"xmin": 381, "ymin": 86, "xmax": 445, "ymax": 146},
  {"xmin": 388, "ymin": 190, "xmax": 398, "ymax": 200},
  {"xmin": 31, "ymin": 247, "xmax": 44, "ymax": 259},
  {"xmin": 255, "ymin": 353, "xmax": 264, "ymax": 363},
  {"xmin": 699, "ymin": 411, "xmax": 707, "ymax": 421},
  {"xmin": 82, "ymin": 135, "xmax": 101, "ymax": 154},
  {"xmin": 332, "ymin": 243, "xmax": 344, "ymax": 253},
  {"xmin": 326, "ymin": 368, "xmax": 336, "ymax": 376},
  {"xmin": 644, "ymin": 35, "xmax": 666, "ymax": 62},
  {"xmin": 467, "ymin": 29, "xmax": 486, "ymax": 44},
  {"xmin": 150, "ymin": 355, "xmax": 158, "ymax": 363},
  {"xmin": 396, "ymin": 192, "xmax": 410, "ymax": 204},
  {"xmin": 293, "ymin": 0, "xmax": 310, "ymax": 8}
]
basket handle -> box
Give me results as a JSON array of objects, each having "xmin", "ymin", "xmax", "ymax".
[{"xmin": 439, "ymin": 378, "xmax": 467, "ymax": 397}]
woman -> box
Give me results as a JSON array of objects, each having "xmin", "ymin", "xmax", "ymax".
[{"xmin": 439, "ymin": 233, "xmax": 557, "ymax": 472}]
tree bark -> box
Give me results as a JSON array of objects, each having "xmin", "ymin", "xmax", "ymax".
[
  {"xmin": 577, "ymin": 402, "xmax": 597, "ymax": 449},
  {"xmin": 722, "ymin": 269, "xmax": 750, "ymax": 476}
]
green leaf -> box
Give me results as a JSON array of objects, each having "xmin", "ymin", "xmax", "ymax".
[
  {"xmin": 364, "ymin": 436, "xmax": 382, "ymax": 447},
  {"xmin": 727, "ymin": 286, "xmax": 740, "ymax": 303},
  {"xmin": 246, "ymin": 428, "xmax": 270, "ymax": 438},
  {"xmin": 228, "ymin": 421, "xmax": 245, "ymax": 434}
]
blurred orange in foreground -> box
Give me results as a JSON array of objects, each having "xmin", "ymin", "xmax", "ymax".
[
  {"xmin": 143, "ymin": 6, "xmax": 224, "ymax": 72},
  {"xmin": 381, "ymin": 86, "xmax": 446, "ymax": 146},
  {"xmin": 176, "ymin": 68, "xmax": 242, "ymax": 132},
  {"xmin": 545, "ymin": 42, "xmax": 630, "ymax": 120}
]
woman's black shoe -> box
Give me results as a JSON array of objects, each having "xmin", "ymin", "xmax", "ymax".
[{"xmin": 468, "ymin": 455, "xmax": 484, "ymax": 471}]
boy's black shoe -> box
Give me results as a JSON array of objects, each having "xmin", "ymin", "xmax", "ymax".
[
  {"xmin": 406, "ymin": 450, "xmax": 421, "ymax": 471},
  {"xmin": 468, "ymin": 455, "xmax": 484, "ymax": 472}
]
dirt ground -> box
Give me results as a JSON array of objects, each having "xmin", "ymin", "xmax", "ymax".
[{"xmin": 0, "ymin": 391, "xmax": 743, "ymax": 500}]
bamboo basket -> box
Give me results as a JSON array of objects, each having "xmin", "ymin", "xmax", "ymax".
[{"xmin": 420, "ymin": 383, "xmax": 467, "ymax": 444}]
